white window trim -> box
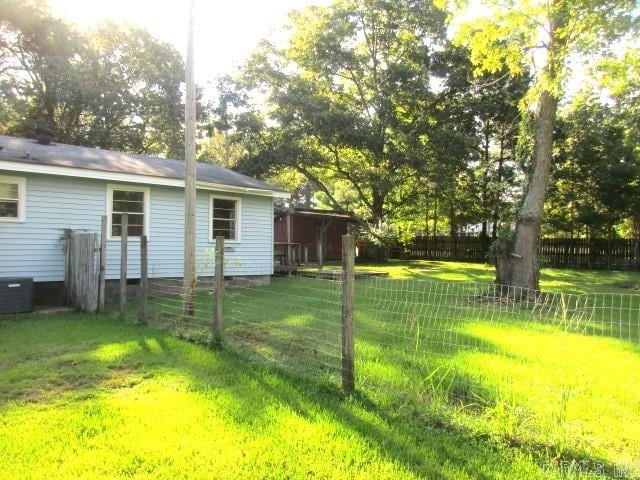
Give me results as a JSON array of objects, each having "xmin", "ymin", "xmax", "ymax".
[
  {"xmin": 209, "ymin": 194, "xmax": 242, "ymax": 243},
  {"xmin": 0, "ymin": 175, "xmax": 26, "ymax": 223},
  {"xmin": 106, "ymin": 184, "xmax": 150, "ymax": 240}
]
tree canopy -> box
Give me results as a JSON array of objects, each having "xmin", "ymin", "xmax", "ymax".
[
  {"xmin": 0, "ymin": 0, "xmax": 186, "ymax": 157},
  {"xmin": 235, "ymin": 1, "xmax": 459, "ymax": 229},
  {"xmin": 450, "ymin": 0, "xmax": 638, "ymax": 289},
  {"xmin": 2, "ymin": 0, "xmax": 639, "ymax": 269}
]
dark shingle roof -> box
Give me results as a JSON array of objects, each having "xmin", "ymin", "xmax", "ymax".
[{"xmin": 0, "ymin": 135, "xmax": 286, "ymax": 194}]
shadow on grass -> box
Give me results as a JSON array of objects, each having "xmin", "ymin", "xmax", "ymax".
[
  {"xmin": 214, "ymin": 344, "xmax": 628, "ymax": 479},
  {"xmin": 0, "ymin": 313, "xmax": 632, "ymax": 478}
]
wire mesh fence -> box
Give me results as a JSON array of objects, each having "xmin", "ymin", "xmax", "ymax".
[
  {"xmin": 351, "ymin": 276, "xmax": 639, "ymax": 403},
  {"xmin": 355, "ymin": 277, "xmax": 630, "ymax": 354},
  {"xmin": 146, "ymin": 277, "xmax": 214, "ymax": 343},
  {"xmin": 143, "ymin": 238, "xmax": 640, "ymax": 476},
  {"xmin": 147, "ymin": 265, "xmax": 345, "ymax": 384},
  {"xmin": 226, "ymin": 269, "xmax": 344, "ymax": 379},
  {"xmin": 147, "ymin": 264, "xmax": 640, "ymax": 388}
]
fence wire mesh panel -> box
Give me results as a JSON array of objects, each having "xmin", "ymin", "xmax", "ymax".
[
  {"xmin": 351, "ymin": 276, "xmax": 640, "ymax": 476},
  {"xmin": 147, "ymin": 265, "xmax": 345, "ymax": 384},
  {"xmin": 225, "ymin": 265, "xmax": 343, "ymax": 382},
  {"xmin": 148, "ymin": 277, "xmax": 217, "ymax": 341},
  {"xmin": 146, "ymin": 263, "xmax": 640, "ymax": 475}
]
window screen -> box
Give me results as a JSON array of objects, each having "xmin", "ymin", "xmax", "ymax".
[
  {"xmin": 0, "ymin": 181, "xmax": 19, "ymax": 218},
  {"xmin": 111, "ymin": 189, "xmax": 145, "ymax": 237},
  {"xmin": 211, "ymin": 198, "xmax": 238, "ymax": 240}
]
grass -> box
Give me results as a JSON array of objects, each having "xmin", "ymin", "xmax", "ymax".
[
  {"xmin": 355, "ymin": 259, "xmax": 640, "ymax": 294},
  {"xmin": 1, "ymin": 261, "xmax": 640, "ymax": 479},
  {"xmin": 1, "ymin": 314, "xmax": 555, "ymax": 479}
]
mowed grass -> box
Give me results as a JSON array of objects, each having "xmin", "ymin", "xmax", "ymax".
[
  {"xmin": 1, "ymin": 261, "xmax": 640, "ymax": 479},
  {"xmin": 2, "ymin": 314, "xmax": 557, "ymax": 479},
  {"xmin": 218, "ymin": 266, "xmax": 640, "ymax": 477},
  {"xmin": 355, "ymin": 259, "xmax": 640, "ymax": 294}
]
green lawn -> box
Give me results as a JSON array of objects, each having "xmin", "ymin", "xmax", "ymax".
[
  {"xmin": 355, "ymin": 259, "xmax": 640, "ymax": 294},
  {"xmin": 1, "ymin": 262, "xmax": 639, "ymax": 479}
]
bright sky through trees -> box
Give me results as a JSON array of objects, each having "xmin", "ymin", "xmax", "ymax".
[
  {"xmin": 47, "ymin": 0, "xmax": 333, "ymax": 85},
  {"xmin": 48, "ymin": 0, "xmax": 596, "ymax": 97}
]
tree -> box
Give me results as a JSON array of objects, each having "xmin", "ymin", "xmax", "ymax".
[
  {"xmin": 454, "ymin": 0, "xmax": 637, "ymax": 291},
  {"xmin": 597, "ymin": 47, "xmax": 640, "ymax": 235},
  {"xmin": 470, "ymin": 72, "xmax": 529, "ymax": 238},
  {"xmin": 1, "ymin": 0, "xmax": 186, "ymax": 158},
  {"xmin": 546, "ymin": 96, "xmax": 639, "ymax": 238},
  {"xmin": 70, "ymin": 22, "xmax": 186, "ymax": 157},
  {"xmin": 0, "ymin": 0, "xmax": 88, "ymax": 139},
  {"xmin": 199, "ymin": 76, "xmax": 249, "ymax": 168},
  {"xmin": 197, "ymin": 129, "xmax": 245, "ymax": 168},
  {"xmin": 235, "ymin": 0, "xmax": 455, "ymax": 236}
]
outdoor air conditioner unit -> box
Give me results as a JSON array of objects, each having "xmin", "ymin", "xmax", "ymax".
[{"xmin": 0, "ymin": 277, "xmax": 33, "ymax": 314}]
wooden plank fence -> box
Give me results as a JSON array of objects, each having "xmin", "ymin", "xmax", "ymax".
[
  {"xmin": 64, "ymin": 231, "xmax": 99, "ymax": 311},
  {"xmin": 403, "ymin": 236, "xmax": 492, "ymax": 263},
  {"xmin": 398, "ymin": 236, "xmax": 640, "ymax": 271}
]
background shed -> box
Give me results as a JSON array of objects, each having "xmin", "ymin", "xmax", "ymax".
[{"xmin": 274, "ymin": 208, "xmax": 355, "ymax": 265}]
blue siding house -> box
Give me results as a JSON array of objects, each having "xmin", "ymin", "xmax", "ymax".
[{"xmin": 0, "ymin": 135, "xmax": 287, "ymax": 302}]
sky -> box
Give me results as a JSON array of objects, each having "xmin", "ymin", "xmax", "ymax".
[
  {"xmin": 48, "ymin": 0, "xmax": 332, "ymax": 86},
  {"xmin": 46, "ymin": 0, "xmax": 597, "ymax": 101}
]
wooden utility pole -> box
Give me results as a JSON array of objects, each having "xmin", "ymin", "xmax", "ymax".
[
  {"xmin": 183, "ymin": 0, "xmax": 197, "ymax": 315},
  {"xmin": 120, "ymin": 213, "xmax": 128, "ymax": 321},
  {"xmin": 341, "ymin": 234, "xmax": 355, "ymax": 394}
]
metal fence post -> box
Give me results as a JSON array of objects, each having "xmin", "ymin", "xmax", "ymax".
[
  {"xmin": 341, "ymin": 234, "xmax": 355, "ymax": 394},
  {"xmin": 120, "ymin": 213, "xmax": 128, "ymax": 321},
  {"xmin": 213, "ymin": 236, "xmax": 225, "ymax": 347},
  {"xmin": 138, "ymin": 234, "xmax": 148, "ymax": 325}
]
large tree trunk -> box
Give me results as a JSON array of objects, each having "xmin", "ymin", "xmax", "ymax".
[
  {"xmin": 496, "ymin": 90, "xmax": 558, "ymax": 292},
  {"xmin": 371, "ymin": 190, "xmax": 385, "ymax": 228}
]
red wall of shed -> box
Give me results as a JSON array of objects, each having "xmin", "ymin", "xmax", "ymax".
[{"xmin": 274, "ymin": 214, "xmax": 350, "ymax": 261}]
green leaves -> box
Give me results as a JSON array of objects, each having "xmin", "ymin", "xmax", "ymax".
[
  {"xmin": 0, "ymin": 1, "xmax": 186, "ymax": 157},
  {"xmin": 236, "ymin": 0, "xmax": 460, "ymax": 228},
  {"xmin": 547, "ymin": 94, "xmax": 639, "ymax": 237}
]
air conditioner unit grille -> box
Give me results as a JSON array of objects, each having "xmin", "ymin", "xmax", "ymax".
[{"xmin": 0, "ymin": 277, "xmax": 33, "ymax": 314}]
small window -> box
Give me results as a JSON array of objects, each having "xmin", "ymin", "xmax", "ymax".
[
  {"xmin": 107, "ymin": 185, "xmax": 149, "ymax": 238},
  {"xmin": 210, "ymin": 196, "xmax": 241, "ymax": 242},
  {"xmin": 0, "ymin": 176, "xmax": 26, "ymax": 222}
]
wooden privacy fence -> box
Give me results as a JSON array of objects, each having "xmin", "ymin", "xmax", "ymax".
[
  {"xmin": 399, "ymin": 236, "xmax": 640, "ymax": 270},
  {"xmin": 539, "ymin": 237, "xmax": 640, "ymax": 270},
  {"xmin": 65, "ymin": 231, "xmax": 99, "ymax": 311},
  {"xmin": 403, "ymin": 236, "xmax": 492, "ymax": 263},
  {"xmin": 64, "ymin": 214, "xmax": 149, "ymax": 315}
]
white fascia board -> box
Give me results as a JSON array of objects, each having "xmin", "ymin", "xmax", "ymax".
[
  {"xmin": 0, "ymin": 160, "xmax": 290, "ymax": 199},
  {"xmin": 198, "ymin": 180, "xmax": 290, "ymax": 198}
]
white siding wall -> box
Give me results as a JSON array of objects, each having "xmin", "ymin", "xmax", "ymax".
[{"xmin": 0, "ymin": 173, "xmax": 274, "ymax": 282}]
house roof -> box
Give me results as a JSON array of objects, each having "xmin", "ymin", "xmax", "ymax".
[
  {"xmin": 275, "ymin": 207, "xmax": 355, "ymax": 221},
  {"xmin": 0, "ymin": 135, "xmax": 287, "ymax": 197}
]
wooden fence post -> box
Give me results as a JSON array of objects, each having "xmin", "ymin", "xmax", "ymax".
[
  {"xmin": 138, "ymin": 234, "xmax": 148, "ymax": 325},
  {"xmin": 120, "ymin": 213, "xmax": 128, "ymax": 321},
  {"xmin": 213, "ymin": 236, "xmax": 224, "ymax": 347},
  {"xmin": 98, "ymin": 215, "xmax": 107, "ymax": 313},
  {"xmin": 341, "ymin": 234, "xmax": 355, "ymax": 394}
]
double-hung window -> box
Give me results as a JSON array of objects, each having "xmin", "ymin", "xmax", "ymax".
[
  {"xmin": 0, "ymin": 176, "xmax": 26, "ymax": 222},
  {"xmin": 107, "ymin": 185, "xmax": 149, "ymax": 238},
  {"xmin": 210, "ymin": 195, "xmax": 241, "ymax": 242}
]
